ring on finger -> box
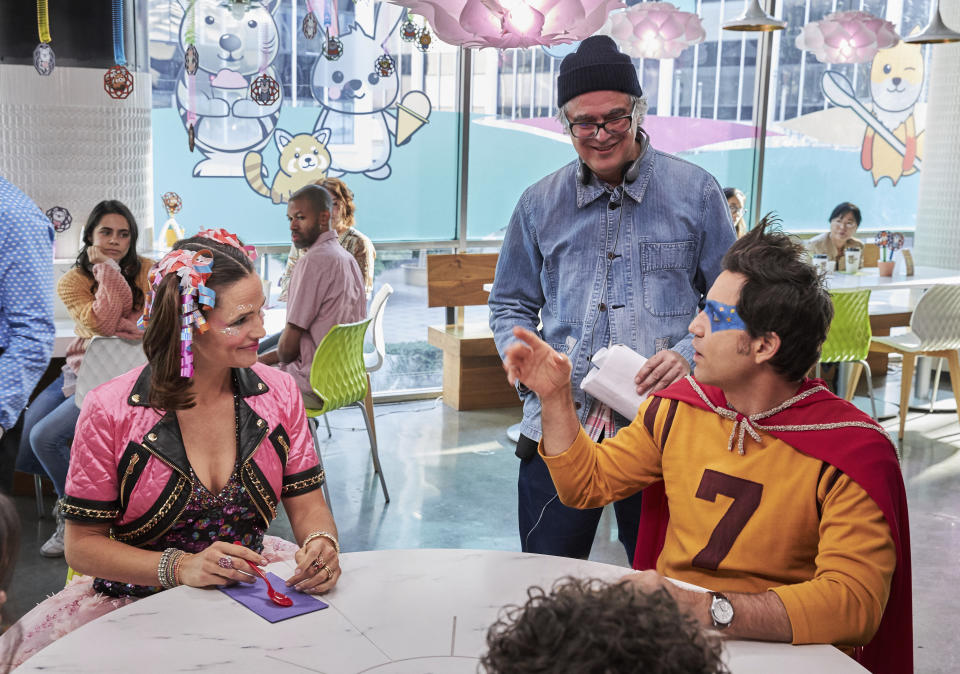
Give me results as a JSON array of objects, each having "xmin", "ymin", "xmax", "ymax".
[
  {"xmin": 323, "ymin": 564, "xmax": 333, "ymax": 581},
  {"xmin": 217, "ymin": 556, "xmax": 233, "ymax": 570},
  {"xmin": 310, "ymin": 555, "xmax": 323, "ymax": 572}
]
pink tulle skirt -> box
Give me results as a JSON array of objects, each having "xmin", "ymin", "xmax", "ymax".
[{"xmin": 0, "ymin": 536, "xmax": 299, "ymax": 669}]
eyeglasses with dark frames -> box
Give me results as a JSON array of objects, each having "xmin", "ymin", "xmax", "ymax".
[{"xmin": 566, "ymin": 113, "xmax": 635, "ymax": 139}]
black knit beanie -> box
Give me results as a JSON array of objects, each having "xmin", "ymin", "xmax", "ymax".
[{"xmin": 557, "ymin": 35, "xmax": 643, "ymax": 108}]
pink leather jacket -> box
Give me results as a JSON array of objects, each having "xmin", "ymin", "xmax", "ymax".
[{"xmin": 62, "ymin": 363, "xmax": 323, "ymax": 547}]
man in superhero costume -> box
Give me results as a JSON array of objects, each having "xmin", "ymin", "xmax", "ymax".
[{"xmin": 502, "ymin": 217, "xmax": 911, "ymax": 674}]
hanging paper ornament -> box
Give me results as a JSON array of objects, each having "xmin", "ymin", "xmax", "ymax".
[
  {"xmin": 105, "ymin": 0, "xmax": 134, "ymax": 99},
  {"xmin": 303, "ymin": 11, "xmax": 319, "ymax": 39},
  {"xmin": 374, "ymin": 54, "xmax": 396, "ymax": 78},
  {"xmin": 35, "ymin": 0, "xmax": 55, "ymax": 76},
  {"xmin": 184, "ymin": 44, "xmax": 199, "ymax": 76},
  {"xmin": 45, "ymin": 206, "xmax": 72, "ymax": 233},
  {"xmin": 324, "ymin": 34, "xmax": 344, "ymax": 60},
  {"xmin": 250, "ymin": 73, "xmax": 280, "ymax": 105},
  {"xmin": 184, "ymin": 1, "xmax": 198, "ymax": 151},
  {"xmin": 104, "ymin": 65, "xmax": 135, "ymax": 99},
  {"xmin": 417, "ymin": 28, "xmax": 432, "ymax": 52},
  {"xmin": 249, "ymin": 19, "xmax": 280, "ymax": 106},
  {"xmin": 401, "ymin": 18, "xmax": 420, "ymax": 41},
  {"xmin": 161, "ymin": 192, "xmax": 183, "ymax": 215}
]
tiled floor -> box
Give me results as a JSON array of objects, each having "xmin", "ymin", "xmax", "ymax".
[{"xmin": 6, "ymin": 365, "xmax": 959, "ymax": 672}]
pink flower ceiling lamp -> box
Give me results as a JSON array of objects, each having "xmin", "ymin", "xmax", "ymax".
[
  {"xmin": 604, "ymin": 3, "xmax": 705, "ymax": 59},
  {"xmin": 387, "ymin": 0, "xmax": 626, "ymax": 49},
  {"xmin": 796, "ymin": 11, "xmax": 899, "ymax": 64}
]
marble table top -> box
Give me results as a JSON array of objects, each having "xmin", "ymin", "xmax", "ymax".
[{"xmin": 18, "ymin": 549, "xmax": 866, "ymax": 673}]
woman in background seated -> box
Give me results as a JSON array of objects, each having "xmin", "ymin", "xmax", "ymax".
[
  {"xmin": 2, "ymin": 231, "xmax": 339, "ymax": 668},
  {"xmin": 806, "ymin": 202, "xmax": 863, "ymax": 271},
  {"xmin": 723, "ymin": 187, "xmax": 747, "ymax": 238},
  {"xmin": 17, "ymin": 200, "xmax": 152, "ymax": 558},
  {"xmin": 278, "ymin": 177, "xmax": 376, "ymax": 301}
]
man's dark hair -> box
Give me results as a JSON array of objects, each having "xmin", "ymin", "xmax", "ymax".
[
  {"xmin": 829, "ymin": 201, "xmax": 862, "ymax": 227},
  {"xmin": 481, "ymin": 577, "xmax": 728, "ymax": 674},
  {"xmin": 290, "ymin": 184, "xmax": 332, "ymax": 215},
  {"xmin": 723, "ymin": 214, "xmax": 833, "ymax": 381}
]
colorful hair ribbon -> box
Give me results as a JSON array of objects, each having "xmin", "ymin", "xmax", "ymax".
[
  {"xmin": 139, "ymin": 249, "xmax": 217, "ymax": 378},
  {"xmin": 197, "ymin": 227, "xmax": 258, "ymax": 261}
]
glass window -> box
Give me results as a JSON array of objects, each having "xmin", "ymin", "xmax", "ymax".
[
  {"xmin": 761, "ymin": 0, "xmax": 931, "ymax": 233},
  {"xmin": 148, "ymin": 0, "xmax": 459, "ymax": 246}
]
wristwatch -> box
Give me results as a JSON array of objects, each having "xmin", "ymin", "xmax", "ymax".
[{"xmin": 709, "ymin": 592, "xmax": 734, "ymax": 629}]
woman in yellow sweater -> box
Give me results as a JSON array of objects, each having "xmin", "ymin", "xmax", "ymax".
[{"xmin": 18, "ymin": 200, "xmax": 152, "ymax": 558}]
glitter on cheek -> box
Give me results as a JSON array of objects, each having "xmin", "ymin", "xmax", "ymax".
[{"xmin": 219, "ymin": 326, "xmax": 241, "ymax": 337}]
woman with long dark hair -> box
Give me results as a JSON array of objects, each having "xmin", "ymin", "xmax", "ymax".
[
  {"xmin": 1, "ymin": 230, "xmax": 338, "ymax": 668},
  {"xmin": 16, "ymin": 200, "xmax": 152, "ymax": 558}
]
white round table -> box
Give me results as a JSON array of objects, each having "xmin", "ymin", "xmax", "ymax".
[{"xmin": 17, "ymin": 549, "xmax": 866, "ymax": 673}]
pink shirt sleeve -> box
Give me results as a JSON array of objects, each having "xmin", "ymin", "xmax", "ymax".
[{"xmin": 285, "ymin": 253, "xmax": 328, "ymax": 332}]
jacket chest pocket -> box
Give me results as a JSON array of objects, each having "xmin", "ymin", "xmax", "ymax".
[{"xmin": 640, "ymin": 240, "xmax": 699, "ymax": 317}]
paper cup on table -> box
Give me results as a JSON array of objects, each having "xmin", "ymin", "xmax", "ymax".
[{"xmin": 395, "ymin": 91, "xmax": 431, "ymax": 146}]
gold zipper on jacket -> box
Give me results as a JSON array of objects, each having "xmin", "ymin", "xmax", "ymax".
[
  {"xmin": 140, "ymin": 442, "xmax": 190, "ymax": 481},
  {"xmin": 119, "ymin": 454, "xmax": 139, "ymax": 505},
  {"xmin": 240, "ymin": 425, "xmax": 272, "ymax": 525}
]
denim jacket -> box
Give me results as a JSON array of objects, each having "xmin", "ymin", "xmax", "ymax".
[{"xmin": 489, "ymin": 145, "xmax": 735, "ymax": 441}]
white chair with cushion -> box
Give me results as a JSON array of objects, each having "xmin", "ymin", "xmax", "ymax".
[
  {"xmin": 868, "ymin": 284, "xmax": 960, "ymax": 440},
  {"xmin": 75, "ymin": 337, "xmax": 148, "ymax": 409}
]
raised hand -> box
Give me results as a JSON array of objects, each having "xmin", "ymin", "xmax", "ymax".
[{"xmin": 503, "ymin": 327, "xmax": 572, "ymax": 401}]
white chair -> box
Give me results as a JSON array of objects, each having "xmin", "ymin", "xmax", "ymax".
[
  {"xmin": 75, "ymin": 337, "xmax": 148, "ymax": 409},
  {"xmin": 364, "ymin": 283, "xmax": 394, "ymax": 374},
  {"xmin": 868, "ymin": 284, "xmax": 960, "ymax": 440}
]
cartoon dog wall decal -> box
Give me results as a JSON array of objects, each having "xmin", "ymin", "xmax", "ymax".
[
  {"xmin": 175, "ymin": 0, "xmax": 282, "ymax": 177},
  {"xmin": 861, "ymin": 35, "xmax": 925, "ymax": 186},
  {"xmin": 309, "ymin": 4, "xmax": 432, "ymax": 180},
  {"xmin": 244, "ymin": 129, "xmax": 332, "ymax": 203}
]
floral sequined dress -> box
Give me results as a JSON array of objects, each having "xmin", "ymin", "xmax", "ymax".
[
  {"xmin": 94, "ymin": 467, "xmax": 267, "ymax": 598},
  {"xmin": 3, "ymin": 467, "xmax": 298, "ymax": 667}
]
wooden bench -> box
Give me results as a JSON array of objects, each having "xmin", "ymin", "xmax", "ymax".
[{"xmin": 426, "ymin": 253, "xmax": 521, "ymax": 411}]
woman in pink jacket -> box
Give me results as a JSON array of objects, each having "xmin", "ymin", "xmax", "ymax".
[{"xmin": 3, "ymin": 231, "xmax": 339, "ymax": 668}]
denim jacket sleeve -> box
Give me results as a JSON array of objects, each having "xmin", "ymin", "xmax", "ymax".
[
  {"xmin": 488, "ymin": 189, "xmax": 545, "ymax": 368},
  {"xmin": 669, "ymin": 174, "xmax": 736, "ymax": 365}
]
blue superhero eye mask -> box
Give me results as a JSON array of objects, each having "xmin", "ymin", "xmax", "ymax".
[{"xmin": 704, "ymin": 299, "xmax": 747, "ymax": 332}]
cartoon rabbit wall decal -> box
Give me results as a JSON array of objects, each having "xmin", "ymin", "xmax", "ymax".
[
  {"xmin": 175, "ymin": 0, "xmax": 283, "ymax": 177},
  {"xmin": 309, "ymin": 4, "xmax": 432, "ymax": 180}
]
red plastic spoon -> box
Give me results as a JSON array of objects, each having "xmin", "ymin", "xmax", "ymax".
[{"xmin": 245, "ymin": 560, "xmax": 293, "ymax": 607}]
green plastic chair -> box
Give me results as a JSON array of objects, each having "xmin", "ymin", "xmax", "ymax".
[
  {"xmin": 305, "ymin": 318, "xmax": 389, "ymax": 503},
  {"xmin": 817, "ymin": 289, "xmax": 878, "ymax": 419}
]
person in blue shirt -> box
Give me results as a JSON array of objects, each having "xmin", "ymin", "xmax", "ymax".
[
  {"xmin": 0, "ymin": 176, "xmax": 55, "ymax": 490},
  {"xmin": 488, "ymin": 36, "xmax": 736, "ymax": 564}
]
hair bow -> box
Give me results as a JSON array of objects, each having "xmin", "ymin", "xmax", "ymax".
[
  {"xmin": 197, "ymin": 227, "xmax": 258, "ymax": 261},
  {"xmin": 139, "ymin": 249, "xmax": 217, "ymax": 378}
]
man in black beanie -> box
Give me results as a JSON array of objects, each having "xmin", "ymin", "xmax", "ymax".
[{"xmin": 489, "ymin": 35, "xmax": 736, "ymax": 564}]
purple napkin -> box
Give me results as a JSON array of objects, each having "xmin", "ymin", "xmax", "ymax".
[{"xmin": 220, "ymin": 571, "xmax": 328, "ymax": 623}]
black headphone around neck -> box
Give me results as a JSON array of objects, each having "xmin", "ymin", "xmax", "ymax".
[{"xmin": 577, "ymin": 128, "xmax": 650, "ymax": 186}]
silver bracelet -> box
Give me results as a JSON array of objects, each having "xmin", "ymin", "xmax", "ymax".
[{"xmin": 302, "ymin": 530, "xmax": 339, "ymax": 554}]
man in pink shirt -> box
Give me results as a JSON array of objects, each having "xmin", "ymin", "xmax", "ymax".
[{"xmin": 260, "ymin": 185, "xmax": 365, "ymax": 407}]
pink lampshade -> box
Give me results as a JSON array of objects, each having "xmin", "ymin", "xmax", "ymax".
[
  {"xmin": 795, "ymin": 11, "xmax": 900, "ymax": 64},
  {"xmin": 388, "ymin": 0, "xmax": 626, "ymax": 49},
  {"xmin": 604, "ymin": 3, "xmax": 705, "ymax": 59}
]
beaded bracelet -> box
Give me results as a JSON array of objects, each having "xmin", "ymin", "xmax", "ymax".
[
  {"xmin": 302, "ymin": 530, "xmax": 339, "ymax": 554},
  {"xmin": 172, "ymin": 552, "xmax": 187, "ymax": 586},
  {"xmin": 158, "ymin": 548, "xmax": 186, "ymax": 589}
]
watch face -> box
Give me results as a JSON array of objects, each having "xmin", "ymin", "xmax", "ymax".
[{"xmin": 711, "ymin": 595, "xmax": 734, "ymax": 625}]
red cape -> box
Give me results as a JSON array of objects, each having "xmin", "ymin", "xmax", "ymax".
[{"xmin": 634, "ymin": 377, "xmax": 912, "ymax": 674}]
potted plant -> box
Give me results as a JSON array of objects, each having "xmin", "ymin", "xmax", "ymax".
[{"xmin": 875, "ymin": 231, "xmax": 904, "ymax": 276}]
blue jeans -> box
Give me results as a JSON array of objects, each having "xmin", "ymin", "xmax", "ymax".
[
  {"xmin": 17, "ymin": 375, "xmax": 79, "ymax": 497},
  {"xmin": 517, "ymin": 436, "xmax": 642, "ymax": 564}
]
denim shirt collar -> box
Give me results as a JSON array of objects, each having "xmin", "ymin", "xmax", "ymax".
[{"xmin": 575, "ymin": 130, "xmax": 654, "ymax": 209}]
